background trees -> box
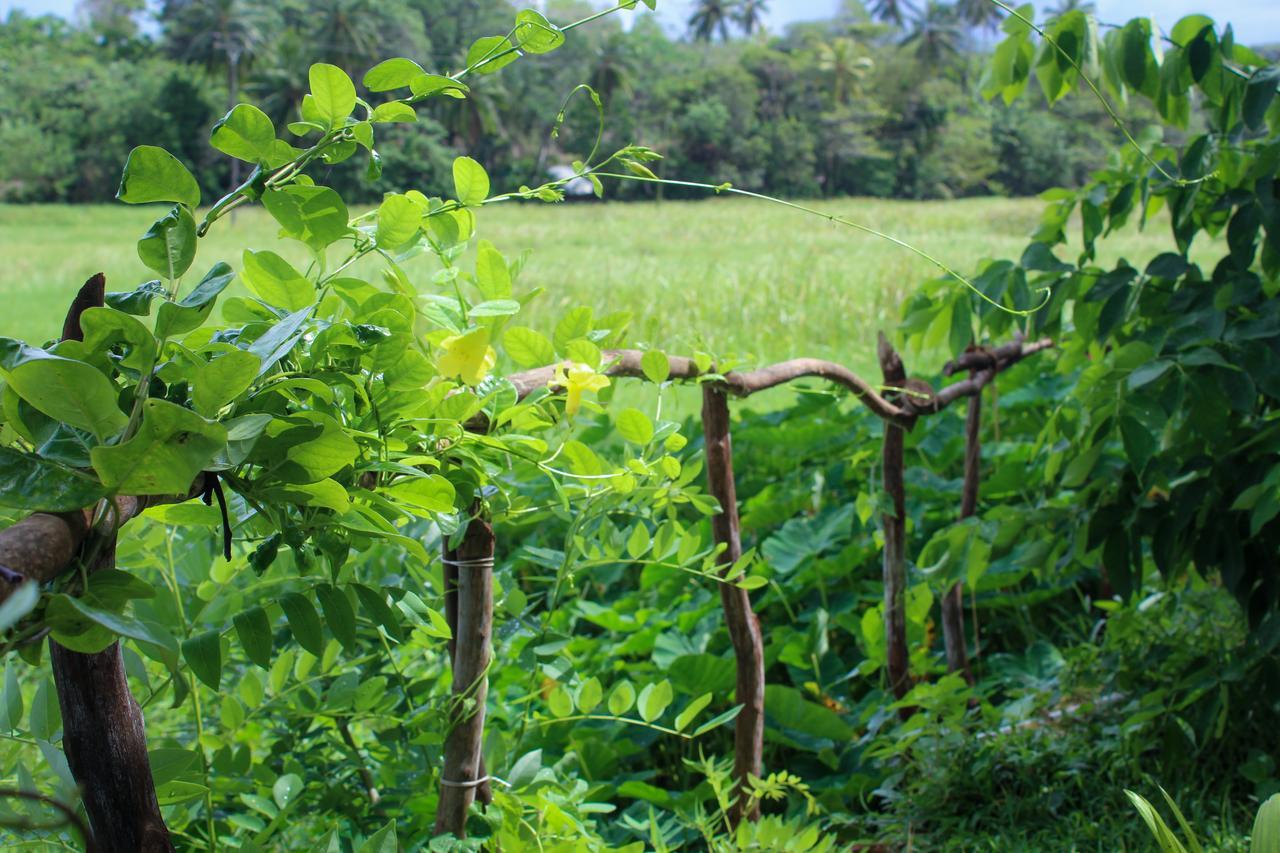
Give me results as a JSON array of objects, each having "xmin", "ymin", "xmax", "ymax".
[{"xmin": 0, "ymin": 0, "xmax": 1171, "ymax": 204}]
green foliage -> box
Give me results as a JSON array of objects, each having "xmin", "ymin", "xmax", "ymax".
[{"xmin": 0, "ymin": 1, "xmax": 1277, "ymax": 850}]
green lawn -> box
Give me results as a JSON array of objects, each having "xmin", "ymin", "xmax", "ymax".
[{"xmin": 0, "ymin": 197, "xmax": 1221, "ymax": 376}]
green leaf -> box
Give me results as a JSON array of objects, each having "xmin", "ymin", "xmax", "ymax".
[
  {"xmin": 470, "ymin": 300, "xmax": 520, "ymax": 318},
  {"xmin": 155, "ymin": 262, "xmax": 237, "ymax": 338},
  {"xmin": 514, "ymin": 9, "xmax": 565, "ymax": 54},
  {"xmin": 1, "ymin": 661, "xmax": 22, "ymax": 730},
  {"xmin": 363, "ymin": 57, "xmax": 425, "ymax": 92},
  {"xmin": 357, "ymin": 820, "xmax": 398, "ymax": 853},
  {"xmin": 1127, "ymin": 360, "xmax": 1173, "ymax": 390},
  {"xmin": 28, "ymin": 679, "xmax": 60, "ymax": 742},
  {"xmin": 553, "ymin": 306, "xmax": 592, "ymax": 351},
  {"xmin": 309, "ymin": 63, "xmax": 357, "ymax": 128},
  {"xmin": 626, "ymin": 523, "xmax": 650, "ymax": 559},
  {"xmin": 370, "ymin": 101, "xmax": 417, "ymax": 124},
  {"xmin": 193, "ymin": 350, "xmax": 261, "ymax": 417},
  {"xmin": 156, "ymin": 780, "xmax": 209, "ymax": 806},
  {"xmin": 211, "ymin": 104, "xmax": 297, "ymax": 167},
  {"xmin": 0, "ymin": 583, "xmax": 39, "ymax": 634},
  {"xmin": 375, "ymin": 194, "xmax": 421, "ymax": 248},
  {"xmin": 504, "ymin": 327, "xmax": 555, "ymax": 367},
  {"xmin": 1253, "ymin": 794, "xmax": 1280, "ymax": 853},
  {"xmin": 641, "ymin": 349, "xmax": 670, "ymax": 383},
  {"xmin": 577, "ymin": 677, "xmax": 603, "ymax": 713},
  {"xmin": 763, "ymin": 684, "xmax": 853, "ymax": 740},
  {"xmin": 138, "ymin": 205, "xmax": 197, "ymax": 281},
  {"xmin": 638, "ymin": 679, "xmax": 673, "ymax": 722},
  {"xmin": 0, "ymin": 340, "xmax": 127, "ymax": 439},
  {"xmin": 548, "ymin": 685, "xmax": 575, "ymax": 718},
  {"xmin": 617, "ymin": 408, "xmax": 654, "ymax": 445},
  {"xmin": 261, "ymin": 186, "xmax": 351, "ymax": 253},
  {"xmin": 261, "ymin": 413, "xmax": 359, "ymax": 485},
  {"xmin": 182, "ymin": 630, "xmax": 223, "ymax": 690},
  {"xmin": 280, "ymin": 593, "xmax": 325, "ymax": 656},
  {"xmin": 453, "ymin": 156, "xmax": 490, "ymax": 206},
  {"xmin": 90, "ymin": 399, "xmax": 226, "ymax": 495},
  {"xmin": 273, "ymin": 773, "xmax": 304, "ymax": 809},
  {"xmin": 385, "ymin": 474, "xmax": 456, "ymax": 515},
  {"xmin": 352, "ymin": 584, "xmax": 404, "ymax": 642},
  {"xmin": 315, "ymin": 585, "xmax": 357, "ymax": 652},
  {"xmin": 466, "ymin": 36, "xmax": 519, "ymax": 75},
  {"xmin": 117, "ymin": 145, "xmax": 200, "ymax": 208},
  {"xmin": 1244, "ymin": 67, "xmax": 1280, "ymax": 130},
  {"xmin": 45, "ymin": 594, "xmax": 177, "ymax": 665},
  {"xmin": 409, "ymin": 74, "xmax": 469, "ymax": 98},
  {"xmin": 233, "ymin": 606, "xmax": 273, "ymax": 669},
  {"xmin": 692, "ymin": 704, "xmax": 743, "ymax": 737},
  {"xmin": 81, "ymin": 306, "xmax": 156, "ymax": 372},
  {"xmin": 475, "ymin": 243, "xmax": 512, "ymax": 299},
  {"xmin": 240, "ymin": 250, "xmax": 316, "ymax": 311},
  {"xmin": 0, "ymin": 447, "xmax": 106, "ymax": 511},
  {"xmin": 674, "ymin": 692, "xmax": 713, "ymax": 732},
  {"xmin": 607, "ymin": 680, "xmax": 636, "ymax": 716}
]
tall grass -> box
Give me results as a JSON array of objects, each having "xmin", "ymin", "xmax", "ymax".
[{"xmin": 0, "ymin": 197, "xmax": 1220, "ymax": 374}]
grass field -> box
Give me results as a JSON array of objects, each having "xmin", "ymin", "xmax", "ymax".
[{"xmin": 0, "ymin": 197, "xmax": 1222, "ymax": 376}]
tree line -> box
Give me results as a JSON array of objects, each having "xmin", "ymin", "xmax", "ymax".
[{"xmin": 0, "ymin": 0, "xmax": 1196, "ymax": 204}]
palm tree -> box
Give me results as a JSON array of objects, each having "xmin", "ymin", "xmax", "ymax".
[
  {"xmin": 589, "ymin": 32, "xmax": 636, "ymax": 105},
  {"xmin": 817, "ymin": 38, "xmax": 873, "ymax": 105},
  {"xmin": 867, "ymin": 0, "xmax": 916, "ymax": 29},
  {"xmin": 901, "ymin": 2, "xmax": 963, "ymax": 64},
  {"xmin": 160, "ymin": 0, "xmax": 275, "ymax": 188},
  {"xmin": 688, "ymin": 0, "xmax": 734, "ymax": 42},
  {"xmin": 954, "ymin": 0, "xmax": 1001, "ymax": 31},
  {"xmin": 735, "ymin": 0, "xmax": 769, "ymax": 36},
  {"xmin": 1047, "ymin": 0, "xmax": 1096, "ymax": 16}
]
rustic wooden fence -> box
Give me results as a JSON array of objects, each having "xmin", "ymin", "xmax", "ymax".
[{"xmin": 0, "ymin": 281, "xmax": 1049, "ymax": 845}]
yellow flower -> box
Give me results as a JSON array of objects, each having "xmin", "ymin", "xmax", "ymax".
[
  {"xmin": 437, "ymin": 328, "xmax": 496, "ymax": 386},
  {"xmin": 554, "ymin": 362, "xmax": 610, "ymax": 416}
]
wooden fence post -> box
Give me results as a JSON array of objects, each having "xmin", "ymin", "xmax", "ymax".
[
  {"xmin": 877, "ymin": 334, "xmax": 912, "ymax": 703},
  {"xmin": 700, "ymin": 385, "xmax": 765, "ymax": 826},
  {"xmin": 46, "ymin": 275, "xmax": 174, "ymax": 851},
  {"xmin": 434, "ymin": 507, "xmax": 495, "ymax": 838},
  {"xmin": 941, "ymin": 389, "xmax": 981, "ymax": 684},
  {"xmin": 442, "ymin": 542, "xmax": 492, "ymax": 807}
]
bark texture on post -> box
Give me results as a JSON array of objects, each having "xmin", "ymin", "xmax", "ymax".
[
  {"xmin": 878, "ymin": 334, "xmax": 912, "ymax": 704},
  {"xmin": 700, "ymin": 385, "xmax": 765, "ymax": 826},
  {"xmin": 49, "ymin": 538, "xmax": 174, "ymax": 852},
  {"xmin": 45, "ymin": 274, "xmax": 174, "ymax": 851},
  {"xmin": 942, "ymin": 390, "xmax": 982, "ymax": 684},
  {"xmin": 434, "ymin": 510, "xmax": 495, "ymax": 838},
  {"xmin": 441, "ymin": 543, "xmax": 491, "ymax": 807}
]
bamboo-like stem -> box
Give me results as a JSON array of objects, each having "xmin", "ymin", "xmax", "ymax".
[{"xmin": 434, "ymin": 507, "xmax": 495, "ymax": 838}]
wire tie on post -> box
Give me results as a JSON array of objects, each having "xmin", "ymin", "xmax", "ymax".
[
  {"xmin": 440, "ymin": 775, "xmax": 492, "ymax": 789},
  {"xmin": 440, "ymin": 557, "xmax": 496, "ymax": 568}
]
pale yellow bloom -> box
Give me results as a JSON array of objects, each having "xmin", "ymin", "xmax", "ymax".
[
  {"xmin": 554, "ymin": 362, "xmax": 610, "ymax": 416},
  {"xmin": 437, "ymin": 328, "xmax": 496, "ymax": 386}
]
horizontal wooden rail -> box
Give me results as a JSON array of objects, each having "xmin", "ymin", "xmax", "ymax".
[
  {"xmin": 498, "ymin": 336, "xmax": 1053, "ymax": 427},
  {"xmin": 0, "ymin": 482, "xmax": 209, "ymax": 606}
]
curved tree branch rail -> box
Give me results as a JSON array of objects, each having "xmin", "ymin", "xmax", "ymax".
[{"xmin": 0, "ymin": 280, "xmax": 1051, "ymax": 838}]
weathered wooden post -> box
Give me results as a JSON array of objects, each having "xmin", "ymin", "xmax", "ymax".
[
  {"xmin": 48, "ymin": 275, "xmax": 175, "ymax": 851},
  {"xmin": 434, "ymin": 506, "xmax": 495, "ymax": 838},
  {"xmin": 877, "ymin": 334, "xmax": 912, "ymax": 703},
  {"xmin": 941, "ymin": 385, "xmax": 982, "ymax": 684},
  {"xmin": 441, "ymin": 541, "xmax": 492, "ymax": 808},
  {"xmin": 700, "ymin": 384, "xmax": 766, "ymax": 825}
]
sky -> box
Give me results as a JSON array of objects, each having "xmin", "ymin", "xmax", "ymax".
[{"xmin": 1, "ymin": 0, "xmax": 1277, "ymax": 43}]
